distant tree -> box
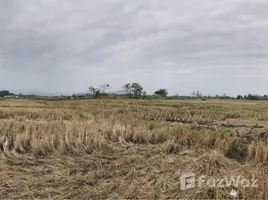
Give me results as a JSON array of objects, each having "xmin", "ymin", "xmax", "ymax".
[
  {"xmin": 192, "ymin": 90, "xmax": 202, "ymax": 98},
  {"xmin": 131, "ymin": 83, "xmax": 143, "ymax": 98},
  {"xmin": 197, "ymin": 90, "xmax": 202, "ymax": 97},
  {"xmin": 71, "ymin": 94, "xmax": 77, "ymax": 99},
  {"xmin": 263, "ymin": 95, "xmax": 268, "ymax": 99},
  {"xmin": 95, "ymin": 90, "xmax": 101, "ymax": 98},
  {"xmin": 142, "ymin": 91, "xmax": 147, "ymax": 99},
  {"xmin": 88, "ymin": 86, "xmax": 100, "ymax": 98},
  {"xmin": 88, "ymin": 86, "xmax": 95, "ymax": 95},
  {"xmin": 245, "ymin": 94, "xmax": 262, "ymax": 100},
  {"xmin": 122, "ymin": 83, "xmax": 132, "ymax": 96},
  {"xmin": 221, "ymin": 93, "xmax": 227, "ymax": 98},
  {"xmin": 99, "ymin": 84, "xmax": 110, "ymax": 94},
  {"xmin": 0, "ymin": 90, "xmax": 11, "ymax": 97},
  {"xmin": 154, "ymin": 89, "xmax": 168, "ymax": 97},
  {"xmin": 237, "ymin": 95, "xmax": 243, "ymax": 100}
]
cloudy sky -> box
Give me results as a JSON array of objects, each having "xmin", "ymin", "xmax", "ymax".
[{"xmin": 0, "ymin": 0, "xmax": 268, "ymax": 96}]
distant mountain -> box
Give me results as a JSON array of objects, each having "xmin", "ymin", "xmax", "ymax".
[
  {"xmin": 108, "ymin": 90, "xmax": 126, "ymax": 95},
  {"xmin": 9, "ymin": 89, "xmax": 71, "ymax": 96}
]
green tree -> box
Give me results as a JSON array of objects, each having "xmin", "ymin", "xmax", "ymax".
[
  {"xmin": 122, "ymin": 83, "xmax": 132, "ymax": 96},
  {"xmin": 154, "ymin": 89, "xmax": 168, "ymax": 97},
  {"xmin": 88, "ymin": 86, "xmax": 100, "ymax": 98},
  {"xmin": 0, "ymin": 90, "xmax": 11, "ymax": 96},
  {"xmin": 131, "ymin": 83, "xmax": 143, "ymax": 98},
  {"xmin": 237, "ymin": 95, "xmax": 243, "ymax": 100}
]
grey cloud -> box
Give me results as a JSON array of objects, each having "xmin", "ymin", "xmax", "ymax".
[{"xmin": 0, "ymin": 0, "xmax": 268, "ymax": 95}]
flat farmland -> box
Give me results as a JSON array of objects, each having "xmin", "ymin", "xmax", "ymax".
[{"xmin": 1, "ymin": 98, "xmax": 268, "ymax": 199}]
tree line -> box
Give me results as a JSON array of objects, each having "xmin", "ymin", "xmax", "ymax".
[
  {"xmin": 84, "ymin": 83, "xmax": 268, "ymax": 101},
  {"xmin": 0, "ymin": 90, "xmax": 14, "ymax": 97},
  {"xmin": 237, "ymin": 94, "xmax": 268, "ymax": 101},
  {"xmin": 85, "ymin": 83, "xmax": 168, "ymax": 99},
  {"xmin": 1, "ymin": 88, "xmax": 268, "ymax": 101}
]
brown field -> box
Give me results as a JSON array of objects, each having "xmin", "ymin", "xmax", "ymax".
[{"xmin": 1, "ymin": 98, "xmax": 268, "ymax": 199}]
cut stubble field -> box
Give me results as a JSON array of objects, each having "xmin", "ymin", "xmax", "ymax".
[{"xmin": 1, "ymin": 98, "xmax": 268, "ymax": 199}]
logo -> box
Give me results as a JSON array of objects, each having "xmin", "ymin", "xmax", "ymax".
[{"xmin": 180, "ymin": 172, "xmax": 258, "ymax": 191}]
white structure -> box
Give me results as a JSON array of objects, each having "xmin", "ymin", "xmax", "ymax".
[{"xmin": 4, "ymin": 95, "xmax": 18, "ymax": 98}]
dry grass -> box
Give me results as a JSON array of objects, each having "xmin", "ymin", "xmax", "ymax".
[{"xmin": 1, "ymin": 99, "xmax": 268, "ymax": 199}]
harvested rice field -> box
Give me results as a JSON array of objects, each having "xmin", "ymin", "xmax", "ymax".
[{"xmin": 1, "ymin": 98, "xmax": 268, "ymax": 199}]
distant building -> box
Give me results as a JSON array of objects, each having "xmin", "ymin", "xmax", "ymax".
[{"xmin": 4, "ymin": 95, "xmax": 19, "ymax": 98}]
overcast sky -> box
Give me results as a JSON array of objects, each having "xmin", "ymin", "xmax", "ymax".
[{"xmin": 0, "ymin": 0, "xmax": 268, "ymax": 96}]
